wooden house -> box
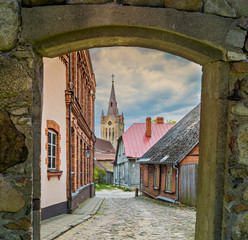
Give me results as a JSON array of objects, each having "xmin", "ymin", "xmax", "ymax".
[
  {"xmin": 139, "ymin": 104, "xmax": 200, "ymax": 207},
  {"xmin": 113, "ymin": 117, "xmax": 174, "ymax": 190}
]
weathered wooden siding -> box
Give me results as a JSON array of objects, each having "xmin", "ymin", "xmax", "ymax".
[
  {"xmin": 130, "ymin": 160, "xmax": 140, "ymax": 186},
  {"xmin": 180, "ymin": 163, "xmax": 198, "ymax": 207},
  {"xmin": 105, "ymin": 172, "xmax": 113, "ymax": 184}
]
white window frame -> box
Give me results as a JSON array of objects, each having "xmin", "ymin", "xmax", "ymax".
[{"xmin": 48, "ymin": 129, "xmax": 57, "ymax": 169}]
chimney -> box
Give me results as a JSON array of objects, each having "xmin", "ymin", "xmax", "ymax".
[
  {"xmin": 157, "ymin": 117, "xmax": 164, "ymax": 124},
  {"xmin": 146, "ymin": 117, "xmax": 151, "ymax": 137}
]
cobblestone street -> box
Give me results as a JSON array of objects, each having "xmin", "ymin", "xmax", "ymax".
[{"xmin": 56, "ymin": 191, "xmax": 196, "ymax": 240}]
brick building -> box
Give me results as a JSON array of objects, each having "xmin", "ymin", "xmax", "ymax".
[
  {"xmin": 139, "ymin": 104, "xmax": 200, "ymax": 207},
  {"xmin": 41, "ymin": 50, "xmax": 96, "ymax": 220}
]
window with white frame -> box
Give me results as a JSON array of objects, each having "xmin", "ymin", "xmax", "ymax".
[
  {"xmin": 48, "ymin": 130, "xmax": 57, "ymax": 169},
  {"xmin": 45, "ymin": 120, "xmax": 62, "ymax": 180}
]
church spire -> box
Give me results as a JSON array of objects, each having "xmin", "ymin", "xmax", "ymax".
[{"xmin": 107, "ymin": 74, "xmax": 119, "ymax": 116}]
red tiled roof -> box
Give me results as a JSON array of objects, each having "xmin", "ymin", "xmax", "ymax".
[
  {"xmin": 122, "ymin": 123, "xmax": 175, "ymax": 158},
  {"xmin": 95, "ymin": 152, "xmax": 115, "ymax": 161},
  {"xmin": 95, "ymin": 138, "xmax": 116, "ymax": 153}
]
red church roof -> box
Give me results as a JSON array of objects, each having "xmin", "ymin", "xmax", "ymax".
[{"xmin": 122, "ymin": 123, "xmax": 175, "ymax": 158}]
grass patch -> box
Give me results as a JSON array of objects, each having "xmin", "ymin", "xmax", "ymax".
[
  {"xmin": 124, "ymin": 188, "xmax": 131, "ymax": 192},
  {"xmin": 95, "ymin": 184, "xmax": 120, "ymax": 191}
]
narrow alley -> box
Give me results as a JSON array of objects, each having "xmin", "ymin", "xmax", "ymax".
[{"xmin": 56, "ymin": 190, "xmax": 196, "ymax": 240}]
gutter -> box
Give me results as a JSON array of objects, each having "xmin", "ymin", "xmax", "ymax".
[{"xmin": 67, "ymin": 53, "xmax": 74, "ymax": 214}]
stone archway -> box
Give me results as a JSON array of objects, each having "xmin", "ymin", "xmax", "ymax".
[{"xmin": 0, "ymin": 2, "xmax": 248, "ymax": 240}]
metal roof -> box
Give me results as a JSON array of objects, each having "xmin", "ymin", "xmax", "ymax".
[
  {"xmin": 122, "ymin": 123, "xmax": 175, "ymax": 158},
  {"xmin": 140, "ymin": 104, "xmax": 200, "ymax": 164}
]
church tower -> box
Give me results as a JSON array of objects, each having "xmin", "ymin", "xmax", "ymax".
[{"xmin": 101, "ymin": 75, "xmax": 124, "ymax": 148}]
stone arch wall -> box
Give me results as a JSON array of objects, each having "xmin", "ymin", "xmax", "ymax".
[{"xmin": 0, "ymin": 1, "xmax": 248, "ymax": 240}]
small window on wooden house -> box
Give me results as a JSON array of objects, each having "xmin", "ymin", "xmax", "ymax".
[
  {"xmin": 154, "ymin": 166, "xmax": 158, "ymax": 189},
  {"xmin": 165, "ymin": 165, "xmax": 172, "ymax": 192},
  {"xmin": 145, "ymin": 165, "xmax": 149, "ymax": 186}
]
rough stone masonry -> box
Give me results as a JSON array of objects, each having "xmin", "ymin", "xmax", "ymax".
[{"xmin": 0, "ymin": 0, "xmax": 248, "ymax": 239}]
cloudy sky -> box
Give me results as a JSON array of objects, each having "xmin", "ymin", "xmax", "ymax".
[{"xmin": 89, "ymin": 47, "xmax": 202, "ymax": 138}]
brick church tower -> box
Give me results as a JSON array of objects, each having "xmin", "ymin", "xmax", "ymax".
[{"xmin": 101, "ymin": 75, "xmax": 124, "ymax": 148}]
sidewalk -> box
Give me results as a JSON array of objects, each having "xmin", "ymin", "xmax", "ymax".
[{"xmin": 41, "ymin": 197, "xmax": 104, "ymax": 240}]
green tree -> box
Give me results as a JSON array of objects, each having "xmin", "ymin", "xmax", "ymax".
[
  {"xmin": 94, "ymin": 166, "xmax": 107, "ymax": 184},
  {"xmin": 166, "ymin": 120, "xmax": 177, "ymax": 124}
]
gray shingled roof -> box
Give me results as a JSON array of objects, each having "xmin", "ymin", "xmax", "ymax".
[{"xmin": 140, "ymin": 104, "xmax": 200, "ymax": 165}]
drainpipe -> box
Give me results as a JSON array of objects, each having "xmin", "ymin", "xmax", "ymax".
[
  {"xmin": 67, "ymin": 53, "xmax": 74, "ymax": 214},
  {"xmin": 173, "ymin": 164, "xmax": 179, "ymax": 204}
]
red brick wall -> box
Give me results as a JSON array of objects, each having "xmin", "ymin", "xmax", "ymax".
[
  {"xmin": 63, "ymin": 50, "xmax": 96, "ymax": 197},
  {"xmin": 180, "ymin": 144, "xmax": 199, "ymax": 165}
]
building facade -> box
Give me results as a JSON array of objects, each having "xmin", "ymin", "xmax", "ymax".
[
  {"xmin": 114, "ymin": 117, "xmax": 175, "ymax": 190},
  {"xmin": 139, "ymin": 104, "xmax": 200, "ymax": 207},
  {"xmin": 101, "ymin": 78, "xmax": 124, "ymax": 148},
  {"xmin": 41, "ymin": 50, "xmax": 96, "ymax": 220}
]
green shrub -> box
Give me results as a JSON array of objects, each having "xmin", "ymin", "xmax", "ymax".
[{"xmin": 94, "ymin": 166, "xmax": 106, "ymax": 184}]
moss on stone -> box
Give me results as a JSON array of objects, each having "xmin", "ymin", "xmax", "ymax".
[{"xmin": 0, "ymin": 55, "xmax": 32, "ymax": 99}]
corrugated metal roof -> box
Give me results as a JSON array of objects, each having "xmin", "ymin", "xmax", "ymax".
[
  {"xmin": 141, "ymin": 104, "xmax": 200, "ymax": 164},
  {"xmin": 123, "ymin": 123, "xmax": 175, "ymax": 158}
]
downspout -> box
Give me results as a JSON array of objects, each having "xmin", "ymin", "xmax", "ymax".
[
  {"xmin": 173, "ymin": 164, "xmax": 179, "ymax": 204},
  {"xmin": 67, "ymin": 53, "xmax": 74, "ymax": 214}
]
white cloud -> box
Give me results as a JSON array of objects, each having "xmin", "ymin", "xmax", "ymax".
[{"xmin": 90, "ymin": 47, "xmax": 202, "ymax": 137}]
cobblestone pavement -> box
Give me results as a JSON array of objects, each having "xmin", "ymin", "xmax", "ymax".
[{"xmin": 56, "ymin": 193, "xmax": 196, "ymax": 240}]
